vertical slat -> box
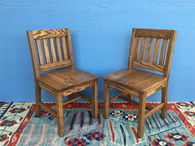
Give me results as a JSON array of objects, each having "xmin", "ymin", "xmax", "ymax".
[
  {"xmin": 49, "ymin": 38, "xmax": 57, "ymax": 63},
  {"xmin": 66, "ymin": 29, "xmax": 75, "ymax": 68},
  {"xmin": 55, "ymin": 37, "xmax": 63, "ymax": 61},
  {"xmin": 152, "ymin": 38, "xmax": 161, "ymax": 64},
  {"xmin": 140, "ymin": 37, "xmax": 148, "ymax": 62},
  {"xmin": 128, "ymin": 28, "xmax": 136, "ymax": 68},
  {"xmin": 146, "ymin": 38, "xmax": 154, "ymax": 62},
  {"xmin": 36, "ymin": 39, "xmax": 44, "ymax": 65},
  {"xmin": 159, "ymin": 39, "xmax": 168, "ymax": 65},
  {"xmin": 43, "ymin": 39, "xmax": 51, "ymax": 64},
  {"xmin": 134, "ymin": 37, "xmax": 142, "ymax": 61},
  {"xmin": 61, "ymin": 37, "xmax": 68, "ymax": 60}
]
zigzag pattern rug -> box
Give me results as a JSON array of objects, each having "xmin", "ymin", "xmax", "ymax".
[{"xmin": 0, "ymin": 102, "xmax": 194, "ymax": 146}]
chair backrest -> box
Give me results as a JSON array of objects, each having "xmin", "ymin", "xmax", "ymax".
[
  {"xmin": 27, "ymin": 28, "xmax": 74, "ymax": 78},
  {"xmin": 128, "ymin": 28, "xmax": 177, "ymax": 77}
]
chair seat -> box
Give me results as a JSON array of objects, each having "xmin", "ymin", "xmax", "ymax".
[
  {"xmin": 38, "ymin": 68, "xmax": 98, "ymax": 91},
  {"xmin": 103, "ymin": 68, "xmax": 167, "ymax": 92}
]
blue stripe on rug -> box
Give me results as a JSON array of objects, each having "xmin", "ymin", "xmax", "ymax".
[
  {"xmin": 80, "ymin": 112, "xmax": 84, "ymax": 128},
  {"xmin": 0, "ymin": 102, "xmax": 13, "ymax": 118},
  {"xmin": 120, "ymin": 125, "xmax": 126, "ymax": 145},
  {"xmin": 88, "ymin": 111, "xmax": 92, "ymax": 125},
  {"xmin": 70, "ymin": 113, "xmax": 77, "ymax": 131},
  {"xmin": 98, "ymin": 113, "xmax": 101, "ymax": 124}
]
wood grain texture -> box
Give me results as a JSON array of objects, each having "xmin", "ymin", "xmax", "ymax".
[
  {"xmin": 33, "ymin": 29, "xmax": 67, "ymax": 39},
  {"xmin": 49, "ymin": 38, "xmax": 57, "ymax": 63},
  {"xmin": 152, "ymin": 38, "xmax": 161, "ymax": 64},
  {"xmin": 55, "ymin": 37, "xmax": 63, "ymax": 61},
  {"xmin": 75, "ymin": 92, "xmax": 92, "ymax": 103},
  {"xmin": 134, "ymin": 37, "xmax": 142, "ymax": 61},
  {"xmin": 27, "ymin": 28, "xmax": 99, "ymax": 137},
  {"xmin": 103, "ymin": 80, "xmax": 109, "ymax": 119},
  {"xmin": 56, "ymin": 93, "xmax": 64, "ymax": 136},
  {"xmin": 27, "ymin": 31, "xmax": 40, "ymax": 78},
  {"xmin": 135, "ymin": 29, "xmax": 172, "ymax": 39},
  {"xmin": 160, "ymin": 85, "xmax": 168, "ymax": 118},
  {"xmin": 119, "ymin": 96, "xmax": 152, "ymax": 110},
  {"xmin": 137, "ymin": 92, "xmax": 146, "ymax": 138},
  {"xmin": 109, "ymin": 93, "xmax": 128, "ymax": 103},
  {"xmin": 146, "ymin": 38, "xmax": 154, "ymax": 62},
  {"xmin": 66, "ymin": 29, "xmax": 75, "ymax": 69},
  {"xmin": 128, "ymin": 28, "xmax": 136, "ymax": 68},
  {"xmin": 38, "ymin": 68, "xmax": 98, "ymax": 91},
  {"xmin": 132, "ymin": 60, "xmax": 164, "ymax": 72},
  {"xmin": 92, "ymin": 80, "xmax": 98, "ymax": 118},
  {"xmin": 51, "ymin": 96, "xmax": 82, "ymax": 109},
  {"xmin": 43, "ymin": 39, "xmax": 51, "ymax": 63},
  {"xmin": 39, "ymin": 60, "xmax": 71, "ymax": 72},
  {"xmin": 61, "ymin": 37, "xmax": 68, "ymax": 60},
  {"xmin": 103, "ymin": 28, "xmax": 177, "ymax": 138},
  {"xmin": 163, "ymin": 30, "xmax": 177, "ymax": 77},
  {"xmin": 104, "ymin": 68, "xmax": 166, "ymax": 92},
  {"xmin": 35, "ymin": 85, "xmax": 41, "ymax": 117},
  {"xmin": 36, "ymin": 39, "xmax": 44, "ymax": 65},
  {"xmin": 159, "ymin": 39, "xmax": 168, "ymax": 65},
  {"xmin": 140, "ymin": 37, "xmax": 148, "ymax": 62},
  {"xmin": 62, "ymin": 81, "xmax": 94, "ymax": 97},
  {"xmin": 145, "ymin": 103, "xmax": 165, "ymax": 119}
]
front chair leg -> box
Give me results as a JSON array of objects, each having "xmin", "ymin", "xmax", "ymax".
[
  {"xmin": 138, "ymin": 92, "xmax": 146, "ymax": 138},
  {"xmin": 161, "ymin": 85, "xmax": 168, "ymax": 119},
  {"xmin": 35, "ymin": 85, "xmax": 42, "ymax": 117},
  {"xmin": 103, "ymin": 80, "xmax": 110, "ymax": 119},
  {"xmin": 56, "ymin": 92, "xmax": 65, "ymax": 137},
  {"xmin": 92, "ymin": 80, "xmax": 98, "ymax": 118}
]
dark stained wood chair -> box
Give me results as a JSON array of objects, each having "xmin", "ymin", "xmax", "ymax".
[
  {"xmin": 27, "ymin": 28, "xmax": 98, "ymax": 137},
  {"xmin": 103, "ymin": 28, "xmax": 177, "ymax": 138}
]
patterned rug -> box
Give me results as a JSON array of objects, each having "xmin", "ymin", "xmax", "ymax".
[{"xmin": 0, "ymin": 102, "xmax": 194, "ymax": 146}]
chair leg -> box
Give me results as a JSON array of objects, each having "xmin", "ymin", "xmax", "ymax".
[
  {"xmin": 35, "ymin": 85, "xmax": 41, "ymax": 117},
  {"xmin": 128, "ymin": 94, "xmax": 134, "ymax": 100},
  {"xmin": 92, "ymin": 80, "xmax": 98, "ymax": 118},
  {"xmin": 103, "ymin": 80, "xmax": 109, "ymax": 119},
  {"xmin": 161, "ymin": 85, "xmax": 168, "ymax": 119},
  {"xmin": 69, "ymin": 94, "xmax": 74, "ymax": 100},
  {"xmin": 137, "ymin": 93, "xmax": 146, "ymax": 138},
  {"xmin": 56, "ymin": 93, "xmax": 65, "ymax": 137}
]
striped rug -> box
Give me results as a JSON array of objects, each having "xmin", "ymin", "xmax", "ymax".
[{"xmin": 0, "ymin": 102, "xmax": 194, "ymax": 146}]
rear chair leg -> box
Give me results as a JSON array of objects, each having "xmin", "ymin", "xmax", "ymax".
[
  {"xmin": 69, "ymin": 94, "xmax": 74, "ymax": 100},
  {"xmin": 161, "ymin": 85, "xmax": 168, "ymax": 119},
  {"xmin": 104, "ymin": 80, "xmax": 110, "ymax": 119},
  {"xmin": 92, "ymin": 80, "xmax": 98, "ymax": 118},
  {"xmin": 137, "ymin": 93, "xmax": 146, "ymax": 138},
  {"xmin": 56, "ymin": 93, "xmax": 65, "ymax": 137},
  {"xmin": 128, "ymin": 94, "xmax": 134, "ymax": 100},
  {"xmin": 35, "ymin": 85, "xmax": 41, "ymax": 117}
]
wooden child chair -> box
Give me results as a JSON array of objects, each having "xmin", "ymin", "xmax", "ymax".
[
  {"xmin": 103, "ymin": 28, "xmax": 177, "ymax": 138},
  {"xmin": 27, "ymin": 28, "xmax": 98, "ymax": 136}
]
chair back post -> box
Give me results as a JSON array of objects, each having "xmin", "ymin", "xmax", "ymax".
[
  {"xmin": 128, "ymin": 28, "xmax": 136, "ymax": 68},
  {"xmin": 27, "ymin": 31, "xmax": 40, "ymax": 79},
  {"xmin": 66, "ymin": 28, "xmax": 75, "ymax": 69},
  {"xmin": 163, "ymin": 30, "xmax": 177, "ymax": 77}
]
